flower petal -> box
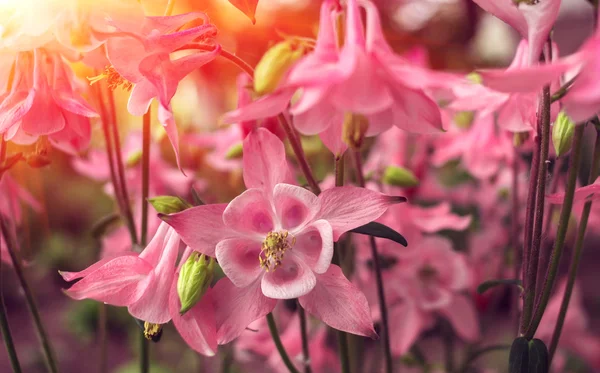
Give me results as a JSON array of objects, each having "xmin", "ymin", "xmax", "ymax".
[
  {"xmin": 169, "ymin": 277, "xmax": 217, "ymax": 356},
  {"xmin": 242, "ymin": 128, "xmax": 289, "ymax": 191},
  {"xmin": 213, "ymin": 278, "xmax": 277, "ymax": 344},
  {"xmin": 162, "ymin": 204, "xmax": 232, "ymax": 257},
  {"xmin": 438, "ymin": 295, "xmax": 480, "ymax": 342},
  {"xmin": 293, "ymin": 220, "xmax": 333, "ymax": 274},
  {"xmin": 223, "ymin": 188, "xmax": 275, "ymax": 236},
  {"xmin": 273, "ymin": 183, "xmax": 320, "ymax": 231},
  {"xmin": 215, "ymin": 238, "xmax": 263, "ymax": 288},
  {"xmin": 318, "ymin": 186, "xmax": 405, "ymax": 240},
  {"xmin": 261, "ymin": 254, "xmax": 316, "ymax": 299},
  {"xmin": 389, "ymin": 300, "xmax": 424, "ymax": 356},
  {"xmin": 299, "ymin": 265, "xmax": 377, "ymax": 338}
]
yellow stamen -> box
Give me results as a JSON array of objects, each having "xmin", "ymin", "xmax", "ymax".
[
  {"xmin": 143, "ymin": 322, "xmax": 163, "ymax": 341},
  {"xmin": 259, "ymin": 231, "xmax": 295, "ymax": 272},
  {"xmin": 87, "ymin": 66, "xmax": 133, "ymax": 91}
]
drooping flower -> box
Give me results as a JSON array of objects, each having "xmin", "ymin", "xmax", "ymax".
[
  {"xmin": 99, "ymin": 12, "xmax": 221, "ymax": 168},
  {"xmin": 164, "ymin": 128, "xmax": 404, "ymax": 343},
  {"xmin": 0, "ymin": 49, "xmax": 98, "ymax": 154},
  {"xmin": 223, "ymin": 0, "xmax": 443, "ymax": 155}
]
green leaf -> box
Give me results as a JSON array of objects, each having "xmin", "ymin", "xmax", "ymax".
[
  {"xmin": 477, "ymin": 279, "xmax": 523, "ymax": 294},
  {"xmin": 528, "ymin": 339, "xmax": 549, "ymax": 373},
  {"xmin": 349, "ymin": 222, "xmax": 408, "ymax": 247},
  {"xmin": 509, "ymin": 337, "xmax": 530, "ymax": 373}
]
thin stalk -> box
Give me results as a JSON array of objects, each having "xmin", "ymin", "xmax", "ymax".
[
  {"xmin": 140, "ymin": 332, "xmax": 149, "ymax": 373},
  {"xmin": 334, "ymin": 154, "xmax": 345, "ymax": 187},
  {"xmin": 0, "ymin": 218, "xmax": 22, "ymax": 373},
  {"xmin": 140, "ymin": 110, "xmax": 151, "ymax": 246},
  {"xmin": 548, "ymin": 125, "xmax": 600, "ymax": 362},
  {"xmin": 93, "ymin": 83, "xmax": 137, "ymax": 245},
  {"xmin": 522, "ymin": 125, "xmax": 541, "ymax": 292},
  {"xmin": 511, "ymin": 154, "xmax": 521, "ymax": 334},
  {"xmin": 443, "ymin": 319, "xmax": 455, "ymax": 373},
  {"xmin": 521, "ymin": 85, "xmax": 551, "ymax": 334},
  {"xmin": 106, "ymin": 88, "xmax": 138, "ymax": 245},
  {"xmin": 298, "ymin": 304, "xmax": 312, "ymax": 373},
  {"xmin": 524, "ymin": 124, "xmax": 585, "ymax": 339},
  {"xmin": 98, "ymin": 303, "xmax": 108, "ymax": 373},
  {"xmin": 266, "ymin": 313, "xmax": 301, "ymax": 373},
  {"xmin": 0, "ymin": 217, "xmax": 59, "ymax": 373},
  {"xmin": 353, "ymin": 151, "xmax": 393, "ymax": 373},
  {"xmin": 277, "ymin": 114, "xmax": 321, "ymax": 194}
]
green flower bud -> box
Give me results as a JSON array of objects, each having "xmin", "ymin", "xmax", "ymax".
[
  {"xmin": 552, "ymin": 111, "xmax": 575, "ymax": 157},
  {"xmin": 254, "ymin": 40, "xmax": 305, "ymax": 95},
  {"xmin": 513, "ymin": 132, "xmax": 530, "ymax": 147},
  {"xmin": 148, "ymin": 196, "xmax": 192, "ymax": 215},
  {"xmin": 225, "ymin": 142, "xmax": 243, "ymax": 160},
  {"xmin": 382, "ymin": 166, "xmax": 419, "ymax": 187},
  {"xmin": 177, "ymin": 252, "xmax": 215, "ymax": 315},
  {"xmin": 126, "ymin": 149, "xmax": 143, "ymax": 167},
  {"xmin": 466, "ymin": 72, "xmax": 483, "ymax": 84},
  {"xmin": 453, "ymin": 111, "xmax": 475, "ymax": 129}
]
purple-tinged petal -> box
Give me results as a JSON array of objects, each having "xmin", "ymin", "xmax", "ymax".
[
  {"xmin": 438, "ymin": 296, "xmax": 480, "ymax": 342},
  {"xmin": 222, "ymin": 89, "xmax": 294, "ymax": 125},
  {"xmin": 223, "ymin": 188, "xmax": 275, "ymax": 236},
  {"xmin": 273, "ymin": 183, "xmax": 320, "ymax": 231},
  {"xmin": 215, "ymin": 238, "xmax": 263, "ymax": 288},
  {"xmin": 293, "ymin": 220, "xmax": 333, "ymax": 274},
  {"xmin": 261, "ymin": 254, "xmax": 316, "ymax": 299},
  {"xmin": 388, "ymin": 300, "xmax": 424, "ymax": 356},
  {"xmin": 242, "ymin": 128, "xmax": 288, "ymax": 191}
]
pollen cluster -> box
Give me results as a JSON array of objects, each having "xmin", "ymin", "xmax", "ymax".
[
  {"xmin": 87, "ymin": 66, "xmax": 133, "ymax": 91},
  {"xmin": 259, "ymin": 231, "xmax": 295, "ymax": 272}
]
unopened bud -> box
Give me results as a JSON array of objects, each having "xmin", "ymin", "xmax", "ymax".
[
  {"xmin": 453, "ymin": 111, "xmax": 475, "ymax": 129},
  {"xmin": 224, "ymin": 143, "xmax": 243, "ymax": 160},
  {"xmin": 466, "ymin": 72, "xmax": 482, "ymax": 84},
  {"xmin": 177, "ymin": 252, "xmax": 215, "ymax": 315},
  {"xmin": 513, "ymin": 132, "xmax": 529, "ymax": 147},
  {"xmin": 552, "ymin": 111, "xmax": 575, "ymax": 157},
  {"xmin": 382, "ymin": 166, "xmax": 419, "ymax": 187},
  {"xmin": 342, "ymin": 113, "xmax": 369, "ymax": 150},
  {"xmin": 126, "ymin": 149, "xmax": 142, "ymax": 167},
  {"xmin": 148, "ymin": 196, "xmax": 192, "ymax": 215},
  {"xmin": 254, "ymin": 40, "xmax": 305, "ymax": 95}
]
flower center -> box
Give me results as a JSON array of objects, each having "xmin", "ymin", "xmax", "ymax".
[
  {"xmin": 87, "ymin": 66, "xmax": 133, "ymax": 91},
  {"xmin": 418, "ymin": 265, "xmax": 438, "ymax": 284},
  {"xmin": 259, "ymin": 230, "xmax": 295, "ymax": 272}
]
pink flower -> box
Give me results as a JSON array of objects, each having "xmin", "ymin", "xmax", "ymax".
[
  {"xmin": 471, "ymin": 0, "xmax": 561, "ymax": 64},
  {"xmin": 223, "ymin": 0, "xmax": 442, "ymax": 155},
  {"xmin": 547, "ymin": 179, "xmax": 600, "ymax": 205},
  {"xmin": 0, "ymin": 49, "xmax": 98, "ymax": 154},
  {"xmin": 104, "ymin": 12, "xmax": 221, "ymax": 167},
  {"xmin": 164, "ymin": 128, "xmax": 404, "ymax": 342},
  {"xmin": 61, "ymin": 222, "xmax": 181, "ymax": 323}
]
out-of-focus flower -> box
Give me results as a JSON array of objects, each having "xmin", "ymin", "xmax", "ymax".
[
  {"xmin": 224, "ymin": 0, "xmax": 443, "ymax": 155},
  {"xmin": 99, "ymin": 12, "xmax": 221, "ymax": 167},
  {"xmin": 164, "ymin": 128, "xmax": 404, "ymax": 343},
  {"xmin": 0, "ymin": 50, "xmax": 97, "ymax": 154}
]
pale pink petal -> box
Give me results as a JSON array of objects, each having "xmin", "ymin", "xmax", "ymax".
[
  {"xmin": 53, "ymin": 92, "xmax": 98, "ymax": 118},
  {"xmin": 0, "ymin": 91, "xmax": 35, "ymax": 132},
  {"xmin": 215, "ymin": 238, "xmax": 263, "ymax": 288},
  {"xmin": 471, "ymin": 0, "xmax": 527, "ymax": 37},
  {"xmin": 479, "ymin": 62, "xmax": 570, "ymax": 94},
  {"xmin": 438, "ymin": 296, "xmax": 480, "ymax": 342},
  {"xmin": 222, "ymin": 89, "xmax": 294, "ymax": 125},
  {"xmin": 144, "ymin": 12, "xmax": 210, "ymax": 34},
  {"xmin": 261, "ymin": 254, "xmax": 316, "ymax": 299},
  {"xmin": 293, "ymin": 220, "xmax": 333, "ymax": 274},
  {"xmin": 213, "ymin": 278, "xmax": 277, "ymax": 344},
  {"xmin": 59, "ymin": 253, "xmax": 139, "ymax": 281},
  {"xmin": 21, "ymin": 86, "xmax": 65, "ymax": 136},
  {"xmin": 63, "ymin": 256, "xmax": 152, "ymax": 306},
  {"xmin": 520, "ymin": 0, "xmax": 561, "ymax": 65},
  {"xmin": 162, "ymin": 204, "xmax": 232, "ymax": 257},
  {"xmin": 273, "ymin": 183, "xmax": 320, "ymax": 231},
  {"xmin": 389, "ymin": 300, "xmax": 424, "ymax": 355},
  {"xmin": 410, "ymin": 203, "xmax": 472, "ymax": 232},
  {"xmin": 157, "ymin": 104, "xmax": 183, "ymax": 172},
  {"xmin": 299, "ymin": 265, "xmax": 377, "ymax": 338},
  {"xmin": 291, "ymin": 93, "xmax": 338, "ymax": 134},
  {"xmin": 318, "ymin": 119, "xmax": 347, "ymax": 156},
  {"xmin": 242, "ymin": 128, "xmax": 288, "ymax": 191},
  {"xmin": 223, "ymin": 188, "xmax": 275, "ymax": 236},
  {"xmin": 169, "ymin": 278, "xmax": 217, "ymax": 356},
  {"xmin": 106, "ymin": 37, "xmax": 146, "ymax": 82},
  {"xmin": 127, "ymin": 81, "xmax": 155, "ymax": 116},
  {"xmin": 318, "ymin": 186, "xmax": 405, "ymax": 240},
  {"xmin": 389, "ymin": 86, "xmax": 443, "ymax": 133},
  {"xmin": 547, "ymin": 183, "xmax": 600, "ymax": 204}
]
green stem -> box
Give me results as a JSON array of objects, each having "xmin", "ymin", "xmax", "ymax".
[
  {"xmin": 524, "ymin": 124, "xmax": 585, "ymax": 339},
  {"xmin": 140, "ymin": 332, "xmax": 149, "ymax": 373},
  {"xmin": 443, "ymin": 319, "xmax": 455, "ymax": 373},
  {"xmin": 266, "ymin": 313, "xmax": 301, "ymax": 373},
  {"xmin": 0, "ymin": 218, "xmax": 59, "ymax": 373},
  {"xmin": 521, "ymin": 85, "xmax": 551, "ymax": 334},
  {"xmin": 0, "ymin": 217, "xmax": 22, "ymax": 373},
  {"xmin": 98, "ymin": 303, "xmax": 108, "ymax": 373},
  {"xmin": 298, "ymin": 304, "xmax": 312, "ymax": 373},
  {"xmin": 353, "ymin": 151, "xmax": 393, "ymax": 373},
  {"xmin": 140, "ymin": 110, "xmax": 151, "ymax": 246},
  {"xmin": 548, "ymin": 124, "xmax": 600, "ymax": 362}
]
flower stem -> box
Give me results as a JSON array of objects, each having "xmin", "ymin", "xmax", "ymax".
[
  {"xmin": 266, "ymin": 313, "xmax": 301, "ymax": 373},
  {"xmin": 548, "ymin": 123, "xmax": 600, "ymax": 362},
  {"xmin": 353, "ymin": 150, "xmax": 393, "ymax": 373},
  {"xmin": 524, "ymin": 123, "xmax": 585, "ymax": 339},
  {"xmin": 0, "ymin": 221, "xmax": 22, "ymax": 373},
  {"xmin": 141, "ymin": 110, "xmax": 151, "ymax": 246},
  {"xmin": 277, "ymin": 114, "xmax": 321, "ymax": 194},
  {"xmin": 297, "ymin": 303, "xmax": 312, "ymax": 373},
  {"xmin": 98, "ymin": 303, "xmax": 108, "ymax": 373},
  {"xmin": 511, "ymin": 154, "xmax": 521, "ymax": 334},
  {"xmin": 0, "ymin": 217, "xmax": 59, "ymax": 373},
  {"xmin": 140, "ymin": 332, "xmax": 150, "ymax": 373},
  {"xmin": 521, "ymin": 85, "xmax": 551, "ymax": 334}
]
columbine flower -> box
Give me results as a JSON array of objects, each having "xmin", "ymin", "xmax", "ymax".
[
  {"xmin": 223, "ymin": 0, "xmax": 442, "ymax": 156},
  {"xmin": 163, "ymin": 128, "xmax": 405, "ymax": 343},
  {"xmin": 0, "ymin": 49, "xmax": 98, "ymax": 154}
]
